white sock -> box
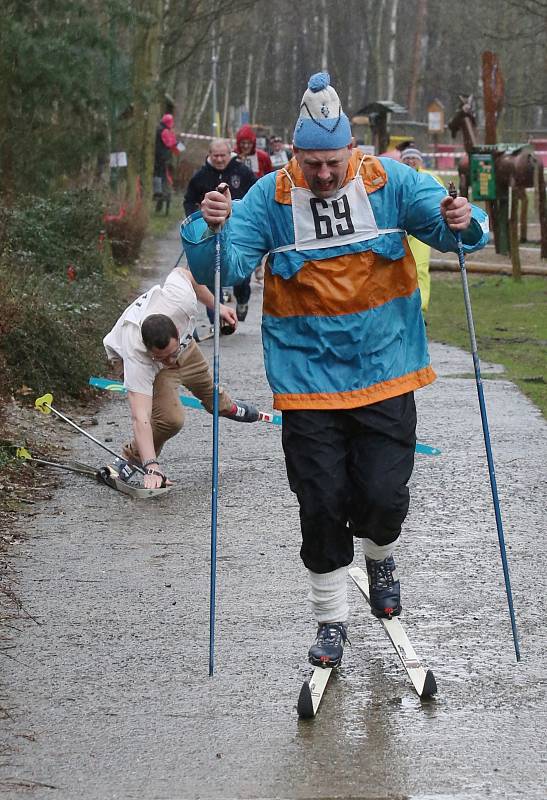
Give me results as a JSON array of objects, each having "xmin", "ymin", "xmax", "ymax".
[
  {"xmin": 308, "ymin": 567, "xmax": 348, "ymax": 623},
  {"xmin": 362, "ymin": 538, "xmax": 397, "ymax": 561}
]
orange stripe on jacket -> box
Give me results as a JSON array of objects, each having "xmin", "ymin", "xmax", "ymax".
[
  {"xmin": 275, "ymin": 149, "xmax": 388, "ymax": 204},
  {"xmin": 273, "ymin": 366, "xmax": 436, "ymax": 411},
  {"xmin": 267, "ymin": 150, "xmax": 416, "ymax": 318},
  {"xmin": 264, "ymin": 242, "xmax": 418, "ymax": 319}
]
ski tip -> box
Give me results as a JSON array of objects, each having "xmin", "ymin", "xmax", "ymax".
[
  {"xmin": 297, "ymin": 681, "xmax": 315, "ymax": 720},
  {"xmin": 420, "ymin": 669, "xmax": 438, "ymax": 699}
]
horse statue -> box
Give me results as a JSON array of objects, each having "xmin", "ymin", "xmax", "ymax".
[{"xmin": 448, "ymin": 94, "xmax": 546, "ymax": 258}]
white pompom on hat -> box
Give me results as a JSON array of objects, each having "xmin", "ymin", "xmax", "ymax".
[{"xmin": 293, "ymin": 72, "xmax": 352, "ymax": 150}]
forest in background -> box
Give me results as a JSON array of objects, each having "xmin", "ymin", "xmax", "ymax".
[{"xmin": 1, "ymin": 0, "xmax": 546, "ymax": 203}]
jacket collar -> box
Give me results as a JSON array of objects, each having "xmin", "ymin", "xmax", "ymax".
[{"xmin": 275, "ymin": 149, "xmax": 388, "ymax": 205}]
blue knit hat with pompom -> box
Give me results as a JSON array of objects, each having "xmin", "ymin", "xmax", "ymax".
[{"xmin": 293, "ymin": 72, "xmax": 352, "ymax": 150}]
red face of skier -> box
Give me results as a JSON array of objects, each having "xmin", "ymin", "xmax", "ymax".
[{"xmin": 293, "ymin": 145, "xmax": 353, "ymax": 199}]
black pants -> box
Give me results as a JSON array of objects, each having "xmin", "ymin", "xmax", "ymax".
[
  {"xmin": 233, "ymin": 275, "xmax": 251, "ymax": 305},
  {"xmin": 281, "ymin": 393, "xmax": 416, "ymax": 574}
]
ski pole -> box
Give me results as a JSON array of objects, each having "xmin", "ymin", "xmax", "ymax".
[
  {"xmin": 15, "ymin": 446, "xmax": 97, "ymax": 476},
  {"xmin": 172, "ymin": 249, "xmax": 185, "ymax": 270},
  {"xmin": 209, "ymin": 183, "xmax": 228, "ymax": 676},
  {"xmin": 448, "ymin": 183, "xmax": 520, "ymax": 662},
  {"xmin": 34, "ymin": 393, "xmax": 145, "ymax": 475}
]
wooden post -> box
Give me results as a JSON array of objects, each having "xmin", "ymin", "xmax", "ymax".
[
  {"xmin": 538, "ymin": 165, "xmax": 547, "ymax": 259},
  {"xmin": 509, "ymin": 183, "xmax": 521, "ymax": 281},
  {"xmin": 519, "ymin": 189, "xmax": 528, "ymax": 243}
]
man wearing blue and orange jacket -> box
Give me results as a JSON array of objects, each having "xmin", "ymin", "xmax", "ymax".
[{"xmin": 181, "ymin": 72, "xmax": 489, "ymax": 669}]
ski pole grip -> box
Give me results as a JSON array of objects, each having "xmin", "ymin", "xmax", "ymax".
[
  {"xmin": 35, "ymin": 393, "xmax": 54, "ymax": 415},
  {"xmin": 211, "ymin": 183, "xmax": 229, "ymax": 233},
  {"xmin": 448, "ymin": 181, "xmax": 458, "ymax": 200}
]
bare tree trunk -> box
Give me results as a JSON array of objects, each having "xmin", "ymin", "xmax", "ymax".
[
  {"xmin": 221, "ymin": 42, "xmax": 234, "ymax": 137},
  {"xmin": 192, "ymin": 78, "xmax": 213, "ymax": 132},
  {"xmin": 320, "ymin": 0, "xmax": 329, "ymax": 71},
  {"xmin": 126, "ymin": 0, "xmax": 164, "ymax": 203},
  {"xmin": 252, "ymin": 47, "xmax": 267, "ymax": 124},
  {"xmin": 374, "ymin": 0, "xmax": 386, "ymax": 98},
  {"xmin": 244, "ymin": 52, "xmax": 254, "ymax": 115},
  {"xmin": 407, "ymin": 0, "xmax": 427, "ymax": 116},
  {"xmin": 386, "ymin": 0, "xmax": 399, "ymax": 101}
]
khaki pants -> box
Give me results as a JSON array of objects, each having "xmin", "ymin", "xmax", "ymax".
[{"xmin": 123, "ymin": 340, "xmax": 233, "ymax": 461}]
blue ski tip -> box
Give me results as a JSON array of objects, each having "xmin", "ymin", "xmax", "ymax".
[{"xmin": 416, "ymin": 442, "xmax": 441, "ymax": 456}]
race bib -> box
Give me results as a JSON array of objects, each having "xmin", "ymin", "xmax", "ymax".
[{"xmin": 291, "ymin": 176, "xmax": 379, "ymax": 251}]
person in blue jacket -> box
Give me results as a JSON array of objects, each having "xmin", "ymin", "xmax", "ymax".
[{"xmin": 181, "ymin": 72, "xmax": 489, "ymax": 669}]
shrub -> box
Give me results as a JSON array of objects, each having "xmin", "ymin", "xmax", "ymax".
[
  {"xmin": 0, "ymin": 189, "xmax": 107, "ymax": 277},
  {"xmin": 104, "ymin": 198, "xmax": 148, "ymax": 264},
  {"xmin": 0, "ymin": 268, "xmax": 123, "ymax": 398},
  {"xmin": 0, "ymin": 188, "xmax": 129, "ymax": 401}
]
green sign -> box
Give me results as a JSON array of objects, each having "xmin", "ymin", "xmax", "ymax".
[{"xmin": 471, "ymin": 153, "xmax": 496, "ymax": 200}]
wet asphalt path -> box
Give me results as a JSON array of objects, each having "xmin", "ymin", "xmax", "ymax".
[{"xmin": 1, "ymin": 227, "xmax": 546, "ymax": 800}]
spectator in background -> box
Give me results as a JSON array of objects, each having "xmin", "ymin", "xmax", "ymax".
[
  {"xmin": 184, "ymin": 139, "xmax": 257, "ymax": 323},
  {"xmin": 183, "ymin": 139, "xmax": 256, "ymax": 216},
  {"xmin": 401, "ymin": 147, "xmax": 445, "ymax": 315},
  {"xmin": 269, "ymin": 136, "xmax": 292, "ymax": 168},
  {"xmin": 153, "ymin": 114, "xmax": 183, "ymax": 214},
  {"xmin": 235, "ymin": 124, "xmax": 273, "ymax": 178}
]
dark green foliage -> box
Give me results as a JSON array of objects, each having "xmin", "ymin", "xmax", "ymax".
[
  {"xmin": 0, "ymin": 190, "xmax": 107, "ymax": 276},
  {"xmin": 0, "ymin": 0, "xmax": 131, "ymax": 197},
  {"xmin": 0, "ymin": 190, "xmax": 127, "ymax": 399},
  {"xmin": 1, "ymin": 271, "xmax": 122, "ymax": 397}
]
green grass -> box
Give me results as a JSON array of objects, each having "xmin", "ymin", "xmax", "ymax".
[
  {"xmin": 427, "ymin": 274, "xmax": 547, "ymax": 417},
  {"xmin": 147, "ymin": 195, "xmax": 183, "ymax": 239}
]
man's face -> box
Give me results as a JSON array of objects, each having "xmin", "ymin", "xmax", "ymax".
[
  {"xmin": 209, "ymin": 143, "xmax": 231, "ymax": 170},
  {"xmin": 150, "ymin": 337, "xmax": 183, "ymax": 369},
  {"xmin": 402, "ymin": 156, "xmax": 421, "ymax": 172},
  {"xmin": 272, "ymin": 139, "xmax": 282, "ymax": 152},
  {"xmin": 239, "ymin": 138, "xmax": 253, "ymax": 155},
  {"xmin": 293, "ymin": 146, "xmax": 353, "ymax": 199}
]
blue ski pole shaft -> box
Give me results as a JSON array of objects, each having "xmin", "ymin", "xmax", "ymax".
[
  {"xmin": 209, "ymin": 230, "xmax": 221, "ymax": 677},
  {"xmin": 448, "ymin": 183, "xmax": 520, "ymax": 662},
  {"xmin": 209, "ymin": 183, "xmax": 229, "ymax": 677}
]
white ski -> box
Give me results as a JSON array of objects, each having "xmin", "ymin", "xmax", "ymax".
[
  {"xmin": 349, "ymin": 566, "xmax": 437, "ymax": 698},
  {"xmin": 98, "ymin": 465, "xmax": 174, "ymax": 499},
  {"xmin": 297, "ymin": 665, "xmax": 333, "ymax": 719}
]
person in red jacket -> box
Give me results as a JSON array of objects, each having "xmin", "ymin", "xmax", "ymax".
[
  {"xmin": 153, "ymin": 113, "xmax": 183, "ymax": 214},
  {"xmin": 235, "ymin": 124, "xmax": 273, "ymax": 178}
]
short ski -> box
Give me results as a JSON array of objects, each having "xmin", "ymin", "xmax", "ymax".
[
  {"xmin": 297, "ymin": 665, "xmax": 333, "ymax": 719},
  {"xmin": 27, "ymin": 456, "xmax": 172, "ymax": 499},
  {"xmin": 349, "ymin": 566, "xmax": 437, "ymax": 698},
  {"xmin": 89, "ymin": 377, "xmax": 441, "ymax": 454},
  {"xmin": 97, "ymin": 465, "xmax": 174, "ymax": 499}
]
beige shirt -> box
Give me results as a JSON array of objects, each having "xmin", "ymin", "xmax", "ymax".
[{"xmin": 103, "ymin": 268, "xmax": 197, "ymax": 395}]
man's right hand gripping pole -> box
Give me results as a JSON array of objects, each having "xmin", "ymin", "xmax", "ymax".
[{"xmin": 202, "ymin": 182, "xmax": 232, "ymax": 232}]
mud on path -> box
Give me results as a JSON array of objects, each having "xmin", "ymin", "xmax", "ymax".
[{"xmin": 1, "ymin": 226, "xmax": 546, "ymax": 800}]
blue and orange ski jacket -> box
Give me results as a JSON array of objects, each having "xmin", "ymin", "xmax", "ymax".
[{"xmin": 181, "ymin": 151, "xmax": 489, "ymax": 411}]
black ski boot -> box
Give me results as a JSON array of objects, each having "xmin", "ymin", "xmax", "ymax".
[
  {"xmin": 111, "ymin": 457, "xmax": 138, "ymax": 483},
  {"xmin": 366, "ymin": 555, "xmax": 402, "ymax": 618},
  {"xmin": 223, "ymin": 401, "xmax": 259, "ymax": 423},
  {"xmin": 308, "ymin": 622, "xmax": 348, "ymax": 668}
]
